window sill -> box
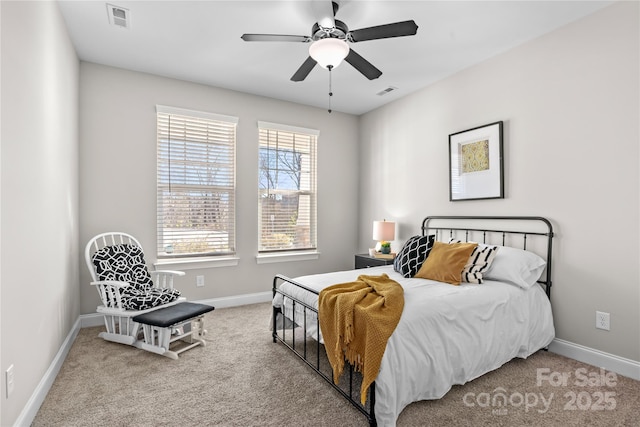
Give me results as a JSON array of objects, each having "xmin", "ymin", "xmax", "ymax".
[
  {"xmin": 154, "ymin": 256, "xmax": 239, "ymax": 270},
  {"xmin": 255, "ymin": 251, "xmax": 320, "ymax": 264}
]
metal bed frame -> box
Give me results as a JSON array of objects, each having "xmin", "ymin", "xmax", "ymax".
[{"xmin": 272, "ymin": 215, "xmax": 554, "ymax": 426}]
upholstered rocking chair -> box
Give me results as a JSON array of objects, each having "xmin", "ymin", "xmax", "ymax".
[{"xmin": 85, "ymin": 232, "xmax": 213, "ymax": 359}]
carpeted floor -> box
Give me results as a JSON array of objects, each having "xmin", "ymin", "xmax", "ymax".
[{"xmin": 32, "ymin": 303, "xmax": 639, "ymax": 426}]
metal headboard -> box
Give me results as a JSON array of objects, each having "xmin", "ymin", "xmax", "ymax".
[{"xmin": 422, "ymin": 216, "xmax": 554, "ymax": 299}]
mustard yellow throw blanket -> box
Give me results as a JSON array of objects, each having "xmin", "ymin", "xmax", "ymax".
[{"xmin": 318, "ymin": 273, "xmax": 404, "ymax": 405}]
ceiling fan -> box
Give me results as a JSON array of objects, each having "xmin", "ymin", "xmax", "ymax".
[{"xmin": 241, "ymin": 0, "xmax": 419, "ymax": 82}]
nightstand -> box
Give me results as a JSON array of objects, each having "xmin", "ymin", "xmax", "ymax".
[{"xmin": 355, "ymin": 254, "xmax": 395, "ymax": 269}]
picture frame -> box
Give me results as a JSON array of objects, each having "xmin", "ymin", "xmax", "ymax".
[{"xmin": 449, "ymin": 121, "xmax": 504, "ymax": 201}]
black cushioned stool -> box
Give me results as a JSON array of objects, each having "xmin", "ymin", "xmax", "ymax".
[{"xmin": 132, "ymin": 302, "xmax": 214, "ymax": 359}]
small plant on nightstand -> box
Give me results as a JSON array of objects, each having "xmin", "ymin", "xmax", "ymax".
[{"xmin": 380, "ymin": 241, "xmax": 391, "ymax": 254}]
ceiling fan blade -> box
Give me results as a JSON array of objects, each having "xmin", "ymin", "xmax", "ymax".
[
  {"xmin": 348, "ymin": 20, "xmax": 418, "ymax": 43},
  {"xmin": 291, "ymin": 57, "xmax": 318, "ymax": 82},
  {"xmin": 241, "ymin": 34, "xmax": 311, "ymax": 43},
  {"xmin": 311, "ymin": 0, "xmax": 336, "ymax": 29},
  {"xmin": 344, "ymin": 49, "xmax": 382, "ymax": 80}
]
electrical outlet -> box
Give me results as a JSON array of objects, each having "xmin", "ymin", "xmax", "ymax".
[
  {"xmin": 196, "ymin": 275, "xmax": 205, "ymax": 287},
  {"xmin": 596, "ymin": 311, "xmax": 610, "ymax": 331},
  {"xmin": 6, "ymin": 365, "xmax": 14, "ymax": 398}
]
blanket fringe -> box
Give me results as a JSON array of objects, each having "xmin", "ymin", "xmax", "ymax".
[
  {"xmin": 345, "ymin": 348, "xmax": 364, "ymax": 372},
  {"xmin": 333, "ymin": 346, "xmax": 365, "ymax": 385}
]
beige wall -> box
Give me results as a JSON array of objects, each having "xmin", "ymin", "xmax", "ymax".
[
  {"xmin": 79, "ymin": 63, "xmax": 360, "ymax": 315},
  {"xmin": 1, "ymin": 1, "xmax": 80, "ymax": 425},
  {"xmin": 358, "ymin": 2, "xmax": 639, "ymax": 362}
]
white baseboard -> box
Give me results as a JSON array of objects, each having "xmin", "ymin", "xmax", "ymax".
[
  {"xmin": 196, "ymin": 290, "xmax": 272, "ymax": 309},
  {"xmin": 549, "ymin": 338, "xmax": 640, "ymax": 381},
  {"xmin": 80, "ymin": 312, "xmax": 105, "ymax": 327},
  {"xmin": 14, "ymin": 317, "xmax": 81, "ymax": 427}
]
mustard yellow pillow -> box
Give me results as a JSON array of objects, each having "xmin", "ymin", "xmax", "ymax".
[{"xmin": 415, "ymin": 241, "xmax": 478, "ymax": 285}]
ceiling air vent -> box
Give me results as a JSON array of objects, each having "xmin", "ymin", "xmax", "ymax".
[
  {"xmin": 376, "ymin": 86, "xmax": 398, "ymax": 96},
  {"xmin": 106, "ymin": 3, "xmax": 130, "ymax": 29}
]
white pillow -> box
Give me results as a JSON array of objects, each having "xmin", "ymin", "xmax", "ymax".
[{"xmin": 482, "ymin": 245, "xmax": 546, "ymax": 289}]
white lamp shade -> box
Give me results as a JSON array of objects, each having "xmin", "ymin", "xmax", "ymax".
[
  {"xmin": 372, "ymin": 220, "xmax": 395, "ymax": 242},
  {"xmin": 309, "ymin": 38, "xmax": 350, "ymax": 69}
]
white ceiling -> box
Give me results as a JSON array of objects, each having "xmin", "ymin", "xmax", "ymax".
[{"xmin": 58, "ymin": 0, "xmax": 612, "ymax": 115}]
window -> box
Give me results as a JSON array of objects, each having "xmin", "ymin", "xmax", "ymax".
[
  {"xmin": 258, "ymin": 121, "xmax": 318, "ymax": 253},
  {"xmin": 156, "ymin": 105, "xmax": 238, "ymax": 258}
]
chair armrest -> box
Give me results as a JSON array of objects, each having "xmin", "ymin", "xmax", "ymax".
[
  {"xmin": 90, "ymin": 280, "xmax": 130, "ymax": 288},
  {"xmin": 90, "ymin": 280, "xmax": 131, "ymax": 309}
]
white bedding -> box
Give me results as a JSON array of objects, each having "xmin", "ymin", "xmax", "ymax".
[{"xmin": 272, "ymin": 265, "xmax": 555, "ymax": 427}]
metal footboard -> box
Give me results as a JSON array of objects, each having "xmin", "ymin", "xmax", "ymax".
[{"xmin": 272, "ymin": 274, "xmax": 377, "ymax": 426}]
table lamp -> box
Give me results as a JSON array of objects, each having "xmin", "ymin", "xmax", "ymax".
[{"xmin": 373, "ymin": 220, "xmax": 395, "ymax": 253}]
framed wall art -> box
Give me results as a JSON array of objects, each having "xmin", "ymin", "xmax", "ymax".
[{"xmin": 449, "ymin": 121, "xmax": 504, "ymax": 201}]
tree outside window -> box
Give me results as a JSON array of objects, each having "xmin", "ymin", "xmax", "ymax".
[{"xmin": 258, "ymin": 123, "xmax": 317, "ymax": 252}]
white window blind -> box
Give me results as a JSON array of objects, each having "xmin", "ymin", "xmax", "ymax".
[
  {"xmin": 157, "ymin": 105, "xmax": 238, "ymax": 258},
  {"xmin": 258, "ymin": 121, "xmax": 318, "ymax": 253}
]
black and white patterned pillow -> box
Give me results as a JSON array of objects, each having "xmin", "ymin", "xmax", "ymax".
[
  {"xmin": 92, "ymin": 244, "xmax": 180, "ymax": 310},
  {"xmin": 92, "ymin": 244, "xmax": 154, "ymax": 291},
  {"xmin": 393, "ymin": 235, "xmax": 435, "ymax": 278},
  {"xmin": 449, "ymin": 239, "xmax": 499, "ymax": 284}
]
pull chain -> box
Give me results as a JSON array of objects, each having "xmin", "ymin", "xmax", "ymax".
[{"xmin": 327, "ymin": 64, "xmax": 333, "ymax": 113}]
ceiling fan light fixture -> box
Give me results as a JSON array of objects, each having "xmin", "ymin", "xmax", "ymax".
[{"xmin": 309, "ymin": 38, "xmax": 349, "ymax": 69}]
